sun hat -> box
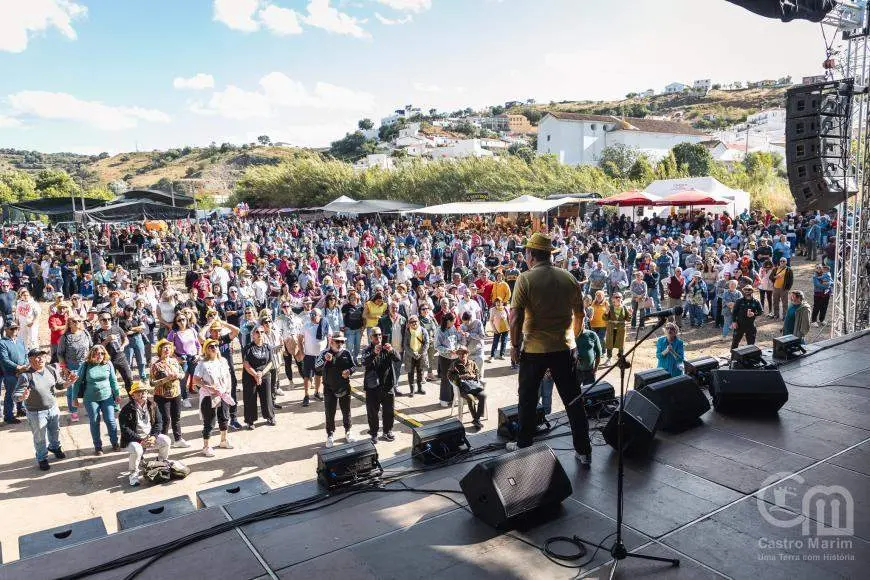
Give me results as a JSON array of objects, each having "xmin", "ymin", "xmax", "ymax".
[{"xmin": 524, "ymin": 232, "xmax": 558, "ymax": 253}]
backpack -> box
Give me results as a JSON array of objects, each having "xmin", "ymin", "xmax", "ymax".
[{"xmin": 143, "ymin": 459, "xmax": 190, "ymax": 484}]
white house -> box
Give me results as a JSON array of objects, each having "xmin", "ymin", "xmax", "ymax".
[
  {"xmin": 353, "ymin": 154, "xmax": 395, "ymax": 171},
  {"xmin": 536, "ymin": 112, "xmax": 707, "ymax": 166},
  {"xmin": 664, "ymin": 82, "xmax": 689, "ymax": 94},
  {"xmin": 479, "ymin": 138, "xmax": 509, "ymax": 149},
  {"xmin": 640, "ymin": 89, "xmax": 655, "ymax": 98},
  {"xmin": 394, "ymin": 135, "xmax": 430, "ymax": 148},
  {"xmin": 397, "ymin": 122, "xmax": 421, "ymax": 139},
  {"xmin": 380, "ymin": 105, "xmax": 423, "ymax": 127},
  {"xmin": 429, "ymin": 139, "xmax": 495, "ymax": 159},
  {"xmin": 693, "ymin": 79, "xmax": 712, "ymax": 93}
]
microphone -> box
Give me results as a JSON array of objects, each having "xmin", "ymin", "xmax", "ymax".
[{"xmin": 641, "ymin": 305, "xmax": 683, "ymax": 321}]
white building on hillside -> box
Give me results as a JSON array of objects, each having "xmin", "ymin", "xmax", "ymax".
[
  {"xmin": 353, "ymin": 154, "xmax": 395, "ymax": 171},
  {"xmin": 536, "ymin": 112, "xmax": 707, "ymax": 166},
  {"xmin": 693, "ymin": 79, "xmax": 712, "ymax": 93},
  {"xmin": 664, "ymin": 82, "xmax": 689, "ymax": 94},
  {"xmin": 429, "ymin": 139, "xmax": 494, "ymax": 159},
  {"xmin": 381, "ymin": 105, "xmax": 423, "ymax": 127}
]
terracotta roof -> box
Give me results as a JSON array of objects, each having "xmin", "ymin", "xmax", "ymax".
[{"xmin": 544, "ymin": 111, "xmax": 707, "ymax": 136}]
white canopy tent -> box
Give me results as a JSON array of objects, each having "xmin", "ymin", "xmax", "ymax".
[
  {"xmin": 414, "ymin": 194, "xmax": 584, "ymax": 215},
  {"xmin": 610, "ymin": 177, "xmax": 751, "ymax": 220},
  {"xmin": 317, "ymin": 196, "xmax": 422, "ymax": 214}
]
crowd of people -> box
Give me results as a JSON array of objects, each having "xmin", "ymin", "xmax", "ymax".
[{"xmin": 0, "ymin": 204, "xmax": 833, "ymax": 481}]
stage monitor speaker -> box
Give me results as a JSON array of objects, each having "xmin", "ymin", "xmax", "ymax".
[
  {"xmin": 316, "ymin": 440, "xmax": 382, "ymax": 489},
  {"xmin": 412, "ymin": 418, "xmax": 470, "ymax": 464},
  {"xmin": 583, "ymin": 380, "xmax": 616, "ymax": 412},
  {"xmin": 773, "ymin": 334, "xmax": 806, "ymax": 360},
  {"xmin": 602, "ymin": 391, "xmax": 661, "ymax": 454},
  {"xmin": 459, "ymin": 443, "xmax": 572, "ymax": 529},
  {"xmin": 639, "ymin": 375, "xmax": 711, "ymax": 432},
  {"xmin": 685, "ymin": 356, "xmax": 720, "ymax": 387},
  {"xmin": 497, "ymin": 403, "xmax": 548, "ymax": 440},
  {"xmin": 731, "ymin": 344, "xmax": 764, "ymax": 368},
  {"xmin": 634, "ymin": 368, "xmax": 672, "ymax": 392},
  {"xmin": 785, "ymin": 79, "xmax": 856, "ymax": 212},
  {"xmin": 709, "ymin": 369, "xmax": 789, "ymax": 414}
]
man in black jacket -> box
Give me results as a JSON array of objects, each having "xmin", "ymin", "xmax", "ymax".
[
  {"xmin": 361, "ymin": 327, "xmax": 401, "ymax": 443},
  {"xmin": 118, "ymin": 382, "xmax": 171, "ymax": 487},
  {"xmin": 315, "ymin": 333, "xmax": 356, "ymax": 448},
  {"xmin": 730, "ymin": 285, "xmax": 764, "ymax": 350}
]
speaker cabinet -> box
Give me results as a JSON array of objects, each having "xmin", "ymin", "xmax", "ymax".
[
  {"xmin": 460, "ymin": 444, "xmax": 572, "ymax": 529},
  {"xmin": 634, "ymin": 368, "xmax": 672, "ymax": 392},
  {"xmin": 639, "ymin": 375, "xmax": 710, "ymax": 432},
  {"xmin": 785, "ymin": 79, "xmax": 856, "ymax": 212},
  {"xmin": 709, "ymin": 369, "xmax": 789, "ymax": 414},
  {"xmin": 602, "ymin": 390, "xmax": 661, "ymax": 454}
]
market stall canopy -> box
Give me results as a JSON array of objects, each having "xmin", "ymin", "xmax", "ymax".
[
  {"xmin": 596, "ymin": 190, "xmax": 659, "ymax": 207},
  {"xmin": 652, "ymin": 189, "xmax": 729, "ymax": 206},
  {"xmin": 8, "ymin": 197, "xmax": 111, "ymax": 216},
  {"xmin": 318, "ymin": 196, "xmax": 422, "ymax": 214},
  {"xmin": 81, "ymin": 200, "xmax": 195, "ymax": 223},
  {"xmin": 414, "ymin": 194, "xmax": 584, "ymax": 215},
  {"xmin": 122, "ymin": 188, "xmax": 195, "ymax": 207}
]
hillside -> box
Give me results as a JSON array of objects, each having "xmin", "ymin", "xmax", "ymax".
[
  {"xmin": 0, "ymin": 144, "xmax": 307, "ymax": 197},
  {"xmin": 513, "ymin": 87, "xmax": 788, "ymax": 130}
]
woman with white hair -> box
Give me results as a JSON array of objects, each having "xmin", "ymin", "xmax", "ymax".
[{"xmin": 15, "ymin": 288, "xmax": 41, "ymax": 349}]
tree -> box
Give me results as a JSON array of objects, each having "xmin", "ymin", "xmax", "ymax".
[
  {"xmin": 35, "ymin": 169, "xmax": 80, "ymax": 198},
  {"xmin": 520, "ymin": 108, "xmax": 543, "ymax": 125},
  {"xmin": 357, "ymin": 118, "xmax": 374, "ymax": 131},
  {"xmin": 328, "ymin": 131, "xmax": 377, "ymax": 161},
  {"xmin": 490, "ymin": 105, "xmax": 505, "ymax": 115},
  {"xmin": 379, "ymin": 120, "xmax": 405, "ymax": 142},
  {"xmin": 655, "ymin": 150, "xmax": 682, "ymax": 179},
  {"xmin": 628, "ymin": 154, "xmax": 655, "ymax": 183},
  {"xmin": 671, "ymin": 142, "xmax": 713, "ymax": 176},
  {"xmin": 597, "ymin": 144, "xmax": 640, "ymax": 179},
  {"xmin": 507, "ymin": 143, "xmax": 535, "ymax": 163},
  {"xmin": 257, "ymin": 135, "xmax": 271, "ymax": 145},
  {"xmin": 107, "ymin": 179, "xmax": 129, "ymax": 196},
  {"xmin": 0, "ymin": 170, "xmax": 37, "ymax": 200},
  {"xmin": 625, "ymin": 92, "xmax": 638, "ymax": 99},
  {"xmin": 451, "ymin": 121, "xmax": 478, "ymax": 137},
  {"xmin": 428, "ymin": 108, "xmax": 438, "ymax": 117}
]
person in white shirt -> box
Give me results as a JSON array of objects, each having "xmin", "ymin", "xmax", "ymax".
[
  {"xmin": 395, "ymin": 259, "xmax": 414, "ymax": 285},
  {"xmin": 252, "ymin": 274, "xmax": 268, "ymax": 310},
  {"xmin": 298, "ymin": 308, "xmax": 327, "ymax": 407},
  {"xmin": 457, "ymin": 293, "xmax": 481, "ymax": 322},
  {"xmin": 211, "ymin": 263, "xmax": 230, "ymax": 296}
]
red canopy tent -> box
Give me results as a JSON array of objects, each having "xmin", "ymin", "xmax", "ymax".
[
  {"xmin": 596, "ymin": 190, "xmax": 659, "ymax": 206},
  {"xmin": 652, "ymin": 189, "xmax": 729, "ymax": 206}
]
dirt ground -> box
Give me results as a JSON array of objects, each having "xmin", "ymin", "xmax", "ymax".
[{"xmin": 0, "ymin": 259, "xmax": 824, "ymax": 563}]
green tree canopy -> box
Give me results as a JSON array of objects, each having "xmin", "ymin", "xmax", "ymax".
[
  {"xmin": 598, "ymin": 144, "xmax": 640, "ymax": 179},
  {"xmin": 672, "ymin": 142, "xmax": 713, "ymax": 176},
  {"xmin": 357, "ymin": 118, "xmax": 374, "ymax": 131}
]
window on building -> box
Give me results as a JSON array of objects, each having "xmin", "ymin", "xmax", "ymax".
[
  {"xmin": 590, "ymin": 124, "xmax": 597, "ymax": 131},
  {"xmin": 546, "ymin": 135, "xmax": 551, "ymax": 142}
]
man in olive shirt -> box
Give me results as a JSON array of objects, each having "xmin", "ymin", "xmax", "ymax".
[{"xmin": 510, "ymin": 233, "xmax": 592, "ymax": 464}]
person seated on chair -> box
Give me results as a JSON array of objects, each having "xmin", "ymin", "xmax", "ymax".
[
  {"xmin": 447, "ymin": 344, "xmax": 486, "ymax": 430},
  {"xmin": 119, "ymin": 381, "xmax": 171, "ymax": 487}
]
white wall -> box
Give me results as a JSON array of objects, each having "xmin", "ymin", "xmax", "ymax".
[{"xmin": 537, "ymin": 116, "xmax": 704, "ymax": 166}]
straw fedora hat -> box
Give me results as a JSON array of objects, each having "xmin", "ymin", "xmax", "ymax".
[{"xmin": 524, "ymin": 232, "xmax": 558, "ymax": 253}]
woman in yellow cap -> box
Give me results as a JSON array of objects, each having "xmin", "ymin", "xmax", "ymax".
[
  {"xmin": 149, "ymin": 339, "xmax": 189, "ymax": 448},
  {"xmin": 191, "ymin": 338, "xmax": 234, "ymax": 457}
]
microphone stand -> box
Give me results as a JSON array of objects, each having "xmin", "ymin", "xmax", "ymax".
[{"xmin": 567, "ymin": 314, "xmax": 680, "ymax": 577}]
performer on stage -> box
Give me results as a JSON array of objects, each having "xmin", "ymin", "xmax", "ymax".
[{"xmin": 510, "ymin": 233, "xmax": 592, "ymax": 465}]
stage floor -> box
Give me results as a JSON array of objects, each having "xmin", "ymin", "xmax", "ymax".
[{"xmin": 3, "ymin": 332, "xmax": 869, "ymax": 579}]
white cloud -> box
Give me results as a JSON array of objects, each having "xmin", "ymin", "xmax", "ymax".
[
  {"xmin": 375, "ymin": 12, "xmax": 412, "ymax": 25},
  {"xmin": 7, "ymin": 91, "xmax": 170, "ymax": 131},
  {"xmin": 0, "ymin": 0, "xmax": 87, "ymax": 53},
  {"xmin": 173, "ymin": 73, "xmax": 216, "ymax": 90},
  {"xmin": 191, "ymin": 72, "xmax": 376, "ymax": 120},
  {"xmin": 259, "ymin": 4, "xmax": 303, "ymax": 35},
  {"xmin": 413, "ymin": 82, "xmax": 443, "ymax": 93},
  {"xmin": 0, "ymin": 115, "xmax": 24, "ymax": 128},
  {"xmin": 304, "ymin": 0, "xmax": 370, "ymax": 39},
  {"xmin": 213, "ymin": 0, "xmax": 260, "ymax": 32},
  {"xmin": 376, "ymin": 0, "xmax": 431, "ymax": 12}
]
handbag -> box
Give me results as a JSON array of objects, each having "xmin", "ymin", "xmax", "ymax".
[
  {"xmin": 641, "ymin": 297, "xmax": 654, "ymax": 309},
  {"xmin": 459, "ymin": 378, "xmax": 483, "ymax": 396}
]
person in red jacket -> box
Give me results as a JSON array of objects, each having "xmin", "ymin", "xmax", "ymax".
[{"xmin": 48, "ymin": 303, "xmax": 69, "ymax": 364}]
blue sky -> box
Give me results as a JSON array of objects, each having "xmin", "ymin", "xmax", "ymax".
[{"xmin": 0, "ymin": 0, "xmax": 828, "ymax": 153}]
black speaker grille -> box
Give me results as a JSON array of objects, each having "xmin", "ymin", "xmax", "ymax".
[{"xmin": 490, "ymin": 445, "xmax": 561, "ymax": 518}]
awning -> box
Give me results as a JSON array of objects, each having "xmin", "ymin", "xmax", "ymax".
[
  {"xmin": 317, "ymin": 196, "xmax": 423, "ymax": 214},
  {"xmin": 596, "ymin": 190, "xmax": 659, "ymax": 207},
  {"xmin": 81, "ymin": 200, "xmax": 195, "ymax": 223},
  {"xmin": 652, "ymin": 189, "xmax": 729, "ymax": 206},
  {"xmin": 414, "ymin": 194, "xmax": 584, "ymax": 215},
  {"xmin": 8, "ymin": 197, "xmax": 111, "ymax": 216},
  {"xmin": 122, "ymin": 188, "xmax": 195, "ymax": 207}
]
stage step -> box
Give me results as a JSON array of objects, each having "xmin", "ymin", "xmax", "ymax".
[
  {"xmin": 196, "ymin": 476, "xmax": 270, "ymax": 508},
  {"xmin": 116, "ymin": 495, "xmax": 196, "ymax": 531},
  {"xmin": 18, "ymin": 517, "xmax": 107, "ymax": 559}
]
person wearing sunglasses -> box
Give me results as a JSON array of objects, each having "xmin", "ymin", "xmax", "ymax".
[
  {"xmin": 93, "ymin": 312, "xmax": 135, "ymax": 396},
  {"xmin": 192, "ymin": 339, "xmax": 235, "ymax": 457},
  {"xmin": 315, "ymin": 332, "xmax": 355, "ymax": 448},
  {"xmin": 242, "ymin": 325, "xmax": 276, "ymax": 429}
]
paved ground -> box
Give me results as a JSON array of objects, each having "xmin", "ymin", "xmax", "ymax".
[{"xmin": 0, "ymin": 258, "xmax": 824, "ymax": 563}]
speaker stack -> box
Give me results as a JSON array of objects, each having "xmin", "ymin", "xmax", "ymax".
[
  {"xmin": 602, "ymin": 390, "xmax": 661, "ymax": 454},
  {"xmin": 785, "ymin": 79, "xmax": 856, "ymax": 212}
]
